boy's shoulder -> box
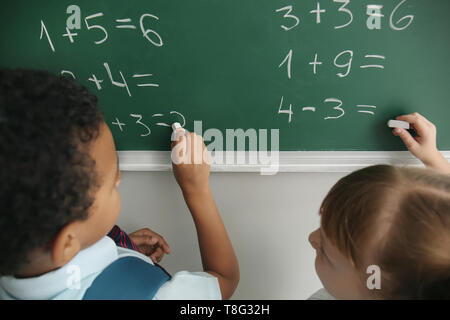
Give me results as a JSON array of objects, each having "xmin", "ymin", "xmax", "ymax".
[
  {"xmin": 83, "ymin": 254, "xmax": 169, "ymax": 300},
  {"xmin": 0, "ymin": 236, "xmax": 221, "ymax": 300},
  {"xmin": 113, "ymin": 241, "xmax": 221, "ymax": 300},
  {"xmin": 0, "ymin": 236, "xmax": 114, "ymax": 299}
]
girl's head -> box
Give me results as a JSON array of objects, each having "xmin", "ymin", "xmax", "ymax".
[{"xmin": 309, "ymin": 165, "xmax": 450, "ymax": 299}]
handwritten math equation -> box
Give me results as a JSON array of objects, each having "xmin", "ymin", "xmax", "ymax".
[
  {"xmin": 39, "ymin": 6, "xmax": 178, "ymax": 138},
  {"xmin": 274, "ymin": 0, "xmax": 414, "ymax": 123},
  {"xmin": 60, "ymin": 62, "xmax": 159, "ymax": 97},
  {"xmin": 278, "ymin": 96, "xmax": 377, "ymax": 123},
  {"xmin": 40, "ymin": 9, "xmax": 164, "ymax": 51},
  {"xmin": 275, "ymin": 0, "xmax": 413, "ymax": 32},
  {"xmin": 111, "ymin": 110, "xmax": 185, "ymax": 137},
  {"xmin": 279, "ymin": 50, "xmax": 386, "ymax": 79}
]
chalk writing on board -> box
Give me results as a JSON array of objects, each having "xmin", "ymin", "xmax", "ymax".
[
  {"xmin": 309, "ymin": 53, "xmax": 323, "ymax": 75},
  {"xmin": 62, "ymin": 27, "xmax": 78, "ymax": 43},
  {"xmin": 279, "ymin": 50, "xmax": 386, "ymax": 79},
  {"xmin": 133, "ymin": 74, "xmax": 159, "ymax": 88},
  {"xmin": 275, "ymin": 5, "xmax": 300, "ymax": 31},
  {"xmin": 275, "ymin": 0, "xmax": 414, "ymax": 124},
  {"xmin": 39, "ymin": 20, "xmax": 55, "ymax": 52},
  {"xmin": 84, "ymin": 13, "xmax": 108, "ymax": 44},
  {"xmin": 88, "ymin": 74, "xmax": 103, "ymax": 90},
  {"xmin": 302, "ymin": 107, "xmax": 316, "ymax": 112},
  {"xmin": 38, "ymin": 6, "xmax": 183, "ymax": 139},
  {"xmin": 357, "ymin": 105, "xmax": 377, "ymax": 115},
  {"xmin": 40, "ymin": 12, "xmax": 163, "ymax": 51},
  {"xmin": 278, "ymin": 49, "xmax": 293, "ymax": 79},
  {"xmin": 111, "ymin": 118, "xmax": 126, "ymax": 132},
  {"xmin": 275, "ymin": 0, "xmax": 414, "ymax": 31},
  {"xmin": 324, "ymin": 98, "xmax": 345, "ymax": 120},
  {"xmin": 130, "ymin": 114, "xmax": 151, "ymax": 137},
  {"xmin": 278, "ymin": 96, "xmax": 376, "ymax": 123},
  {"xmin": 310, "ymin": 2, "xmax": 326, "ymax": 24},
  {"xmin": 103, "ymin": 62, "xmax": 131, "ymax": 97},
  {"xmin": 110, "ymin": 111, "xmax": 185, "ymax": 137},
  {"xmin": 41, "ymin": 9, "xmax": 163, "ymax": 98},
  {"xmin": 334, "ymin": 50, "xmax": 354, "ymax": 78},
  {"xmin": 360, "ymin": 55, "xmax": 386, "ymax": 69},
  {"xmin": 60, "ymin": 63, "xmax": 159, "ymax": 97},
  {"xmin": 115, "ymin": 18, "xmax": 136, "ymax": 29},
  {"xmin": 390, "ymin": 0, "xmax": 414, "ymax": 31}
]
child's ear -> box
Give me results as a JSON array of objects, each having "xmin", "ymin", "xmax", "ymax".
[{"xmin": 51, "ymin": 223, "xmax": 81, "ymax": 267}]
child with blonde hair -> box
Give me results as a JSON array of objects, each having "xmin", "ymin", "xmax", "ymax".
[{"xmin": 308, "ymin": 113, "xmax": 450, "ymax": 299}]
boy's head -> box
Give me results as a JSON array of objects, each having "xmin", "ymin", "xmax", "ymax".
[
  {"xmin": 0, "ymin": 69, "xmax": 122, "ymax": 277},
  {"xmin": 309, "ymin": 165, "xmax": 450, "ymax": 299}
]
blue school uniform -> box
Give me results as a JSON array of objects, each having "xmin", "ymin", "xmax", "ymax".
[{"xmin": 0, "ymin": 236, "xmax": 221, "ymax": 300}]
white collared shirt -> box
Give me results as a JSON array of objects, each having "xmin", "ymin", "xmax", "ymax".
[
  {"xmin": 308, "ymin": 288, "xmax": 335, "ymax": 300},
  {"xmin": 0, "ymin": 236, "xmax": 221, "ymax": 300}
]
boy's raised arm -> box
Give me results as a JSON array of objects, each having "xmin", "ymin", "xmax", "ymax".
[
  {"xmin": 393, "ymin": 112, "xmax": 450, "ymax": 174},
  {"xmin": 171, "ymin": 131, "xmax": 239, "ymax": 299}
]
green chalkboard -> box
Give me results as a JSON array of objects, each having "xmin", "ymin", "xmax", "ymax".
[{"xmin": 1, "ymin": 0, "xmax": 449, "ymax": 151}]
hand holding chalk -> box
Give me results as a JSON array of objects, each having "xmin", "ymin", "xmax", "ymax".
[
  {"xmin": 171, "ymin": 122, "xmax": 186, "ymax": 144},
  {"xmin": 171, "ymin": 122, "xmax": 187, "ymax": 164},
  {"xmin": 391, "ymin": 113, "xmax": 449, "ymax": 172},
  {"xmin": 171, "ymin": 122, "xmax": 184, "ymax": 132},
  {"xmin": 170, "ymin": 122, "xmax": 211, "ymax": 194},
  {"xmin": 387, "ymin": 120, "xmax": 410, "ymax": 130}
]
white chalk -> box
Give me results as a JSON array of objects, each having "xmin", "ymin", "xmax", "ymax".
[
  {"xmin": 387, "ymin": 120, "xmax": 410, "ymax": 129},
  {"xmin": 172, "ymin": 122, "xmax": 182, "ymax": 131},
  {"xmin": 171, "ymin": 122, "xmax": 186, "ymax": 142}
]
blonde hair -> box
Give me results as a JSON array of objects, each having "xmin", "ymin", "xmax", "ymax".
[{"xmin": 320, "ymin": 165, "xmax": 450, "ymax": 299}]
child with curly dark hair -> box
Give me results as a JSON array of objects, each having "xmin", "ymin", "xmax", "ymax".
[{"xmin": 0, "ymin": 69, "xmax": 239, "ymax": 299}]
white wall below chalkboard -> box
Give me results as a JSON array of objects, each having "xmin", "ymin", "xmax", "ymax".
[
  {"xmin": 116, "ymin": 171, "xmax": 343, "ymax": 299},
  {"xmin": 118, "ymin": 151, "xmax": 450, "ymax": 173}
]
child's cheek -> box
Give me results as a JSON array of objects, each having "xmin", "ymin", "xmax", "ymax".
[
  {"xmin": 314, "ymin": 252, "xmax": 324, "ymax": 278},
  {"xmin": 101, "ymin": 191, "xmax": 121, "ymax": 239},
  {"xmin": 115, "ymin": 190, "xmax": 122, "ymax": 217},
  {"xmin": 112, "ymin": 188, "xmax": 122, "ymax": 220}
]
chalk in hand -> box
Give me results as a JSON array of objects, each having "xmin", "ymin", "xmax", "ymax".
[
  {"xmin": 171, "ymin": 122, "xmax": 186, "ymax": 142},
  {"xmin": 387, "ymin": 120, "xmax": 410, "ymax": 130},
  {"xmin": 172, "ymin": 122, "xmax": 182, "ymax": 131}
]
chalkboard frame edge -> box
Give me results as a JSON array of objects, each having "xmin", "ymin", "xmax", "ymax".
[{"xmin": 117, "ymin": 151, "xmax": 450, "ymax": 173}]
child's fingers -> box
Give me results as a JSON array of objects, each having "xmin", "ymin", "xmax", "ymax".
[
  {"xmin": 133, "ymin": 229, "xmax": 171, "ymax": 252},
  {"xmin": 130, "ymin": 228, "xmax": 152, "ymax": 237},
  {"xmin": 160, "ymin": 241, "xmax": 171, "ymax": 254},
  {"xmin": 396, "ymin": 113, "xmax": 430, "ymax": 137},
  {"xmin": 131, "ymin": 234, "xmax": 159, "ymax": 246},
  {"xmin": 171, "ymin": 127, "xmax": 188, "ymax": 149},
  {"xmin": 137, "ymin": 229, "xmax": 171, "ymax": 254},
  {"xmin": 171, "ymin": 134, "xmax": 185, "ymax": 150},
  {"xmin": 191, "ymin": 133, "xmax": 206, "ymax": 165},
  {"xmin": 130, "ymin": 228, "xmax": 160, "ymax": 240},
  {"xmin": 152, "ymin": 234, "xmax": 171, "ymax": 254},
  {"xmin": 172, "ymin": 132, "xmax": 208, "ymax": 165},
  {"xmin": 171, "ymin": 135, "xmax": 187, "ymax": 164},
  {"xmin": 171, "ymin": 126, "xmax": 185, "ymax": 141},
  {"xmin": 393, "ymin": 128, "xmax": 419, "ymax": 152},
  {"xmin": 150, "ymin": 247, "xmax": 164, "ymax": 263}
]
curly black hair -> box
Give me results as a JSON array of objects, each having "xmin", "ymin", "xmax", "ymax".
[{"xmin": 0, "ymin": 69, "xmax": 104, "ymax": 275}]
